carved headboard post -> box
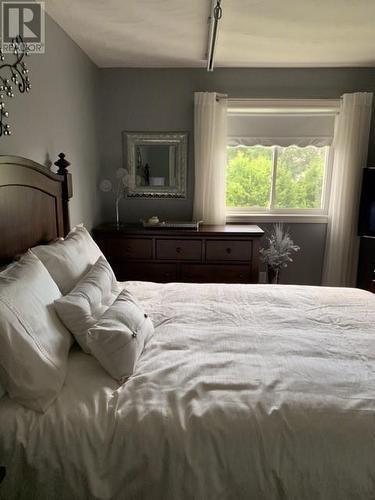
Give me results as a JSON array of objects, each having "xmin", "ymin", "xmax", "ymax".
[
  {"xmin": 0, "ymin": 155, "xmax": 75, "ymax": 263},
  {"xmin": 54, "ymin": 153, "xmax": 72, "ymax": 236}
]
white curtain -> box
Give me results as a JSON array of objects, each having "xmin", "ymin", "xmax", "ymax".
[
  {"xmin": 322, "ymin": 92, "xmax": 373, "ymax": 287},
  {"xmin": 193, "ymin": 92, "xmax": 228, "ymax": 225}
]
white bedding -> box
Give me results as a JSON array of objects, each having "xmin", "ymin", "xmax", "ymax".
[{"xmin": 0, "ymin": 283, "xmax": 374, "ymax": 500}]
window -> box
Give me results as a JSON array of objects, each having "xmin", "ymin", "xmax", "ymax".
[
  {"xmin": 226, "ymin": 145, "xmax": 329, "ymax": 211},
  {"xmin": 226, "ymin": 99, "xmax": 339, "ymax": 220}
]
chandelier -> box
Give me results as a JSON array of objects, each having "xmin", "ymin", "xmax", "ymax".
[{"xmin": 0, "ymin": 36, "xmax": 31, "ymax": 137}]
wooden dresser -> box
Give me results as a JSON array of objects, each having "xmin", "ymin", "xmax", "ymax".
[{"xmin": 93, "ymin": 224, "xmax": 264, "ymax": 284}]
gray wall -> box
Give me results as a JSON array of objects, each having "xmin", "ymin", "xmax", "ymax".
[
  {"xmin": 98, "ymin": 67, "xmax": 375, "ymax": 284},
  {"xmin": 1, "ymin": 20, "xmax": 372, "ymax": 285},
  {"xmin": 0, "ymin": 9, "xmax": 100, "ymax": 228}
]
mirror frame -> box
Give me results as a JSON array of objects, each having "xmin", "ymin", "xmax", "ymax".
[{"xmin": 123, "ymin": 131, "xmax": 188, "ymax": 198}]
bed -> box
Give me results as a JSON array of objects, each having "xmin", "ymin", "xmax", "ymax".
[{"xmin": 0, "ymin": 155, "xmax": 374, "ymax": 500}]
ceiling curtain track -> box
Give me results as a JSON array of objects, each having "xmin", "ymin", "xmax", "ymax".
[{"xmin": 206, "ymin": 0, "xmax": 223, "ymax": 71}]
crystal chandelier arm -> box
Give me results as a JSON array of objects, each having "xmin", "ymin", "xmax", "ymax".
[{"xmin": 0, "ymin": 36, "xmax": 31, "ymax": 137}]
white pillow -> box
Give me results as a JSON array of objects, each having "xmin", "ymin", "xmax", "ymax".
[
  {"xmin": 87, "ymin": 289, "xmax": 154, "ymax": 382},
  {"xmin": 31, "ymin": 225, "xmax": 104, "ymax": 295},
  {"xmin": 54, "ymin": 256, "xmax": 120, "ymax": 353},
  {"xmin": 0, "ymin": 251, "xmax": 73, "ymax": 412}
]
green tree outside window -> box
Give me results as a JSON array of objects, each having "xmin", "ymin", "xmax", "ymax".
[{"xmin": 226, "ymin": 145, "xmax": 326, "ymax": 210}]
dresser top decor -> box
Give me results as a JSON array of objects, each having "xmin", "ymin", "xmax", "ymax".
[{"xmin": 94, "ymin": 223, "xmax": 264, "ymax": 236}]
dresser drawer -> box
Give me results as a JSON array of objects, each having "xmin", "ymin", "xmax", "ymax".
[
  {"xmin": 206, "ymin": 239, "xmax": 252, "ymax": 261},
  {"xmin": 112, "ymin": 262, "xmax": 177, "ymax": 282},
  {"xmin": 156, "ymin": 239, "xmax": 202, "ymax": 261},
  {"xmin": 181, "ymin": 264, "xmax": 251, "ymax": 283},
  {"xmin": 106, "ymin": 238, "xmax": 152, "ymax": 260}
]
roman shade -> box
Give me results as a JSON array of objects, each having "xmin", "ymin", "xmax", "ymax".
[{"xmin": 228, "ymin": 99, "xmax": 339, "ymax": 147}]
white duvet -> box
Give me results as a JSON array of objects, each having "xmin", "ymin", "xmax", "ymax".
[{"xmin": 0, "ymin": 283, "xmax": 374, "ymax": 500}]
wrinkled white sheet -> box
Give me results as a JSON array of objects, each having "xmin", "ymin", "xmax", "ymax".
[{"xmin": 0, "ymin": 283, "xmax": 374, "ymax": 500}]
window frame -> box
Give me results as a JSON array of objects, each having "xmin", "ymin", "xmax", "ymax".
[
  {"xmin": 227, "ymin": 144, "xmax": 334, "ymax": 223},
  {"xmin": 225, "ymin": 99, "xmax": 338, "ymax": 223}
]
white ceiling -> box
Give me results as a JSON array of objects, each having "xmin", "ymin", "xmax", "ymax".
[{"xmin": 45, "ymin": 0, "xmax": 375, "ymax": 68}]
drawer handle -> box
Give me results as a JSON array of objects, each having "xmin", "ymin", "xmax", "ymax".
[
  {"xmin": 125, "ymin": 246, "xmax": 131, "ymax": 252},
  {"xmin": 226, "ymin": 247, "xmax": 232, "ymax": 254},
  {"xmin": 176, "ymin": 247, "xmax": 182, "ymax": 254}
]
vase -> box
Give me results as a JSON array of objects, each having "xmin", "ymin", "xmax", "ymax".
[
  {"xmin": 267, "ymin": 266, "xmax": 280, "ymax": 284},
  {"xmin": 115, "ymin": 196, "xmax": 120, "ymax": 229}
]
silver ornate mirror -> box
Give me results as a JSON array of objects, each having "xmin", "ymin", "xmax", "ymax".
[{"xmin": 123, "ymin": 132, "xmax": 188, "ymax": 198}]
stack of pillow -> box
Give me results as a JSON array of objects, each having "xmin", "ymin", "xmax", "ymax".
[{"xmin": 0, "ymin": 225, "xmax": 154, "ymax": 412}]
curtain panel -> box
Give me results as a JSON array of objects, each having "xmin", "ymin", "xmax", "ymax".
[
  {"xmin": 322, "ymin": 92, "xmax": 373, "ymax": 287},
  {"xmin": 193, "ymin": 92, "xmax": 228, "ymax": 225}
]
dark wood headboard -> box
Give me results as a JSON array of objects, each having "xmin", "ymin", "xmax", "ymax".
[{"xmin": 0, "ymin": 153, "xmax": 72, "ymax": 265}]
